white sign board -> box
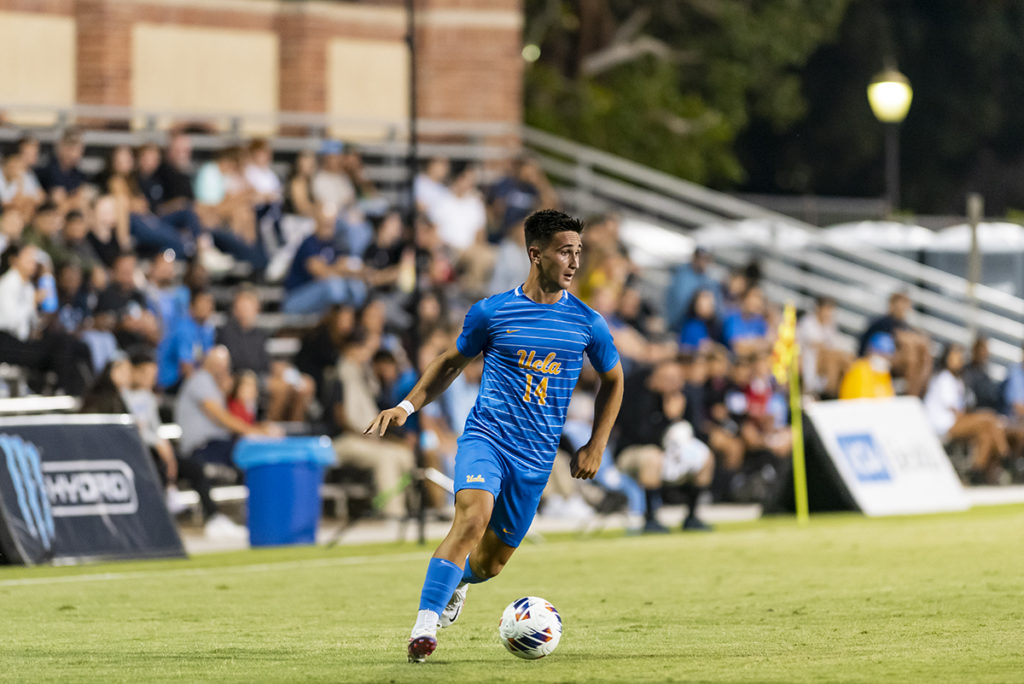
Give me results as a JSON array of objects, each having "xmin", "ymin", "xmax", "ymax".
[{"xmin": 805, "ymin": 397, "xmax": 969, "ymax": 516}]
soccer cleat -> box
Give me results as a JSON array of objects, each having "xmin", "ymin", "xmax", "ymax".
[
  {"xmin": 642, "ymin": 518, "xmax": 670, "ymax": 534},
  {"xmin": 407, "ymin": 634, "xmax": 437, "ymax": 663},
  {"xmin": 439, "ymin": 583, "xmax": 468, "ymax": 628},
  {"xmin": 682, "ymin": 516, "xmax": 713, "ymax": 532}
]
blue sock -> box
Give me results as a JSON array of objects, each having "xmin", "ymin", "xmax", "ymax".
[
  {"xmin": 418, "ymin": 558, "xmax": 464, "ymax": 614},
  {"xmin": 462, "ymin": 556, "xmax": 489, "ymax": 585}
]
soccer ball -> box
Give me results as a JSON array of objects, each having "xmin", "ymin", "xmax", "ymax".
[{"xmin": 498, "ymin": 596, "xmax": 562, "ymax": 659}]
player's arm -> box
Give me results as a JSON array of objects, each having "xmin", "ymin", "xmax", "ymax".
[
  {"xmin": 364, "ymin": 342, "xmax": 473, "ymax": 437},
  {"xmin": 571, "ymin": 361, "xmax": 624, "ymax": 479}
]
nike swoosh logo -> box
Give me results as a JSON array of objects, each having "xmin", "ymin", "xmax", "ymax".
[
  {"xmin": 502, "ymin": 528, "xmax": 512, "ymax": 534},
  {"xmin": 505, "ymin": 329, "xmax": 520, "ymax": 334}
]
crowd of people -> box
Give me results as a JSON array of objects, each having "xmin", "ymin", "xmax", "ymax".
[{"xmin": 1, "ymin": 128, "xmax": 1022, "ymax": 539}]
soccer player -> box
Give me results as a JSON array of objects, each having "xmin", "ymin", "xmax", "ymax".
[{"xmin": 364, "ymin": 209, "xmax": 624, "ymax": 663}]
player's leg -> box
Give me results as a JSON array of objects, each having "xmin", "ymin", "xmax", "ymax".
[
  {"xmin": 618, "ymin": 445, "xmax": 668, "ymax": 533},
  {"xmin": 682, "ymin": 448, "xmax": 714, "ymax": 531}
]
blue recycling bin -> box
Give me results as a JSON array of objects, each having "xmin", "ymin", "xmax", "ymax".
[{"xmin": 233, "ymin": 436, "xmax": 336, "ymax": 547}]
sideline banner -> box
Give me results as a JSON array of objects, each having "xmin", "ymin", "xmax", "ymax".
[
  {"xmin": 804, "ymin": 397, "xmax": 969, "ymax": 516},
  {"xmin": 0, "ymin": 415, "xmax": 186, "ymax": 565}
]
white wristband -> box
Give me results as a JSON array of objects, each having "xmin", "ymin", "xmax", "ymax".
[{"xmin": 397, "ymin": 400, "xmax": 416, "ymax": 416}]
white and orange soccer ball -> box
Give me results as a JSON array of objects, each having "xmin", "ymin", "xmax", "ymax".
[{"xmin": 498, "ymin": 596, "xmax": 562, "ymax": 659}]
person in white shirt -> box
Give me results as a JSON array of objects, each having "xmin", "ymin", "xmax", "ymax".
[
  {"xmin": 243, "ymin": 139, "xmax": 282, "ymax": 205},
  {"xmin": 797, "ymin": 296, "xmax": 853, "ymax": 397},
  {"xmin": 311, "ymin": 140, "xmax": 356, "ymax": 212},
  {"xmin": 924, "ymin": 343, "xmax": 1009, "ymax": 483},
  {"xmin": 413, "ymin": 157, "xmax": 450, "ymax": 216},
  {"xmin": 0, "ymin": 241, "xmax": 92, "ymax": 394},
  {"xmin": 427, "ymin": 166, "xmax": 493, "ymax": 296}
]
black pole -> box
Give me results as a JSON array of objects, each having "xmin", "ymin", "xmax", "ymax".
[
  {"xmin": 405, "ymin": 0, "xmax": 426, "ymax": 546},
  {"xmin": 885, "ymin": 122, "xmax": 900, "ymax": 215}
]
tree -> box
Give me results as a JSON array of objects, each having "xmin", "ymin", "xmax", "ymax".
[{"xmin": 523, "ymin": 0, "xmax": 850, "ymax": 187}]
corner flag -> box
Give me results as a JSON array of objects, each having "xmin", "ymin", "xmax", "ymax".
[{"xmin": 772, "ymin": 303, "xmax": 809, "ymax": 526}]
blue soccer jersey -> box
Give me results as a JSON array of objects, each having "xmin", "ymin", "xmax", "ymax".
[{"xmin": 455, "ymin": 286, "xmax": 620, "ymax": 471}]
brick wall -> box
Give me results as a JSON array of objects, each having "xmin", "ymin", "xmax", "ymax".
[{"xmin": 0, "ymin": 0, "xmax": 522, "ymax": 126}]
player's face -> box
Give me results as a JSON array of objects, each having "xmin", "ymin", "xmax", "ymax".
[{"xmin": 537, "ymin": 231, "xmax": 582, "ymax": 290}]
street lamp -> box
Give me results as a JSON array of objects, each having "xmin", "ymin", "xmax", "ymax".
[{"xmin": 867, "ymin": 68, "xmax": 913, "ymax": 213}]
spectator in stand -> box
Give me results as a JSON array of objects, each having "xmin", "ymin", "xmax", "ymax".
[
  {"xmin": 797, "ymin": 297, "xmax": 852, "ymax": 398},
  {"xmin": 284, "ymin": 150, "xmax": 318, "ymax": 220},
  {"xmin": 1, "ymin": 152, "xmax": 42, "ymax": 218},
  {"xmin": 244, "ymin": 139, "xmax": 283, "ymax": 215},
  {"xmin": 195, "ymin": 147, "xmax": 259, "ymax": 249},
  {"xmin": 174, "ymin": 346, "xmax": 279, "ymax": 537},
  {"xmin": 665, "ymin": 247, "xmax": 721, "ymax": 334},
  {"xmin": 362, "ymin": 211, "xmax": 408, "ymax": 294},
  {"xmin": 0, "ymin": 207, "xmax": 25, "ymax": 255},
  {"xmin": 294, "ymin": 303, "xmax": 357, "ymax": 401},
  {"xmin": 840, "ymin": 332, "xmax": 896, "ymax": 400},
  {"xmin": 312, "ymin": 140, "xmax": 357, "ymax": 214},
  {"xmin": 282, "ymin": 209, "xmax": 367, "ymax": 314},
  {"xmin": 615, "ymin": 359, "xmax": 686, "ymax": 534},
  {"xmin": 925, "ymin": 343, "xmax": 1010, "ymax": 484},
  {"xmin": 144, "ymin": 249, "xmax": 188, "ymax": 338},
  {"xmin": 681, "ymin": 351, "xmax": 745, "ymax": 499},
  {"xmin": 79, "ymin": 352, "xmax": 133, "ymax": 414},
  {"xmin": 679, "ymin": 289, "xmax": 722, "ymax": 352},
  {"xmin": 148, "ymin": 131, "xmax": 198, "ymax": 217},
  {"xmin": 328, "ymin": 330, "xmax": 415, "ymax": 519},
  {"xmin": 37, "ymin": 129, "xmax": 88, "ymax": 214},
  {"xmin": 577, "ymin": 214, "xmax": 629, "ymax": 304},
  {"xmin": 102, "ymin": 145, "xmax": 188, "ymax": 259},
  {"xmin": 9, "ymin": 135, "xmax": 45, "ymax": 215},
  {"xmin": 227, "ymin": 370, "xmax": 260, "ymax": 425},
  {"xmin": 487, "ymin": 157, "xmax": 543, "ymax": 239},
  {"xmin": 88, "ymin": 195, "xmax": 132, "ymax": 268},
  {"xmin": 0, "ymin": 241, "xmax": 92, "ymax": 394},
  {"xmin": 414, "ymin": 156, "xmax": 450, "ymax": 215},
  {"xmin": 721, "ymin": 269, "xmax": 749, "ymax": 316},
  {"xmin": 95, "ymin": 251, "xmax": 159, "ymax": 351},
  {"xmin": 22, "ymin": 200, "xmax": 70, "ymax": 270},
  {"xmin": 61, "ymin": 209, "xmax": 106, "ymax": 290},
  {"xmin": 722, "ymin": 285, "xmax": 770, "ymax": 355},
  {"xmin": 54, "ymin": 260, "xmax": 90, "ymax": 334},
  {"xmin": 122, "ymin": 348, "xmax": 180, "ymax": 498},
  {"xmin": 157, "ymin": 288, "xmax": 216, "ymax": 390},
  {"xmin": 1003, "ymin": 342, "xmax": 1024, "ymax": 421},
  {"xmin": 429, "ymin": 165, "xmax": 493, "ymax": 296},
  {"xmin": 216, "ymin": 287, "xmax": 314, "ymax": 422},
  {"xmin": 489, "ymin": 220, "xmax": 531, "ymax": 294},
  {"xmin": 963, "ymin": 337, "xmax": 1004, "ymax": 412},
  {"xmin": 859, "ymin": 291, "xmax": 932, "ymax": 397},
  {"xmin": 590, "ymin": 285, "xmax": 676, "ymax": 375}
]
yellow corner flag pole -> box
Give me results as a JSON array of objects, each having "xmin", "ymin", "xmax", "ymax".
[
  {"xmin": 789, "ymin": 342, "xmax": 809, "ymax": 527},
  {"xmin": 772, "ymin": 303, "xmax": 809, "ymax": 526}
]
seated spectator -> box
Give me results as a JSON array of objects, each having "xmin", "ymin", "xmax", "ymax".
[
  {"xmin": 722, "ymin": 286, "xmax": 770, "ymax": 355},
  {"xmin": 244, "ymin": 139, "xmax": 283, "ymax": 213},
  {"xmin": 963, "ymin": 336, "xmax": 1004, "ymax": 412},
  {"xmin": 174, "ymin": 346, "xmax": 278, "ymax": 536},
  {"xmin": 328, "ymin": 330, "xmax": 415, "ymax": 519},
  {"xmin": 7, "ymin": 135, "xmax": 45, "ymax": 215},
  {"xmin": 1, "ymin": 152, "xmax": 42, "ymax": 218},
  {"xmin": 679, "ymin": 289, "xmax": 722, "ymax": 352},
  {"xmin": 362, "ymin": 211, "xmax": 409, "ymax": 293},
  {"xmin": 284, "ymin": 150, "xmax": 318, "ymax": 219},
  {"xmin": 158, "ymin": 288, "xmax": 216, "ymax": 390},
  {"xmin": 487, "ymin": 157, "xmax": 543, "ymax": 240},
  {"xmin": 577, "ymin": 214, "xmax": 630, "ymax": 304},
  {"xmin": 664, "ymin": 246, "xmax": 721, "ymax": 334},
  {"xmin": 1004, "ymin": 342, "xmax": 1024, "ymax": 420},
  {"xmin": 0, "ymin": 207, "xmax": 26, "ymax": 255},
  {"xmin": 37, "ymin": 128, "xmax": 88, "ymax": 214},
  {"xmin": 195, "ymin": 147, "xmax": 258, "ymax": 248},
  {"xmin": 102, "ymin": 145, "xmax": 188, "ymax": 259},
  {"xmin": 428, "ymin": 166, "xmax": 493, "ymax": 296},
  {"xmin": 797, "ymin": 296, "xmax": 852, "ymax": 398},
  {"xmin": 88, "ymin": 195, "xmax": 132, "ymax": 268},
  {"xmin": 591, "ymin": 286, "xmax": 676, "ymax": 375},
  {"xmin": 54, "ymin": 260, "xmax": 91, "ymax": 334},
  {"xmin": 0, "ymin": 241, "xmax": 92, "ymax": 394},
  {"xmin": 282, "ymin": 210, "xmax": 367, "ymax": 314},
  {"xmin": 144, "ymin": 249, "xmax": 188, "ymax": 335},
  {"xmin": 216, "ymin": 287, "xmax": 314, "ymax": 422},
  {"xmin": 79, "ymin": 352, "xmax": 132, "ymax": 414},
  {"xmin": 489, "ymin": 220, "xmax": 531, "ymax": 294},
  {"xmin": 413, "ymin": 156, "xmax": 450, "ymax": 216},
  {"xmin": 294, "ymin": 303, "xmax": 355, "ymax": 400},
  {"xmin": 312, "ymin": 140, "xmax": 357, "ymax": 214},
  {"xmin": 80, "ymin": 307, "xmax": 121, "ymax": 373},
  {"xmin": 95, "ymin": 251, "xmax": 159, "ymax": 350},
  {"xmin": 227, "ymin": 370, "xmax": 260, "ymax": 425},
  {"xmin": 839, "ymin": 332, "xmax": 896, "ymax": 400},
  {"xmin": 681, "ymin": 351, "xmax": 744, "ymax": 498},
  {"xmin": 615, "ymin": 359, "xmax": 706, "ymax": 533},
  {"xmin": 62, "ymin": 209, "xmax": 107, "ymax": 289},
  {"xmin": 22, "ymin": 200, "xmax": 70, "ymax": 269},
  {"xmin": 359, "ymin": 296, "xmax": 406, "ymax": 361},
  {"xmin": 122, "ymin": 348, "xmax": 179, "ymax": 489},
  {"xmin": 859, "ymin": 291, "xmax": 932, "ymax": 396},
  {"xmin": 925, "ymin": 343, "xmax": 1010, "ymax": 484}
]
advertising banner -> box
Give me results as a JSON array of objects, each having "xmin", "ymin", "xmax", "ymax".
[
  {"xmin": 804, "ymin": 397, "xmax": 969, "ymax": 516},
  {"xmin": 0, "ymin": 415, "xmax": 186, "ymax": 565}
]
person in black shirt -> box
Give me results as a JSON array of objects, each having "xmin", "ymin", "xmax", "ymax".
[
  {"xmin": 216, "ymin": 288, "xmax": 314, "ymax": 422},
  {"xmin": 37, "ymin": 129, "xmax": 88, "ymax": 214},
  {"xmin": 858, "ymin": 291, "xmax": 932, "ymax": 396},
  {"xmin": 963, "ymin": 336, "xmax": 1005, "ymax": 412},
  {"xmin": 294, "ymin": 303, "xmax": 357, "ymax": 402}
]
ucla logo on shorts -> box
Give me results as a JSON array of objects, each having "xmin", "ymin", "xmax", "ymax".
[
  {"xmin": 466, "ymin": 474, "xmax": 485, "ymax": 484},
  {"xmin": 836, "ymin": 433, "xmax": 892, "ymax": 483},
  {"xmin": 0, "ymin": 434, "xmax": 55, "ymax": 551}
]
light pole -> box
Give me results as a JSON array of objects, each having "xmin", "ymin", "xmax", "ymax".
[{"xmin": 867, "ymin": 68, "xmax": 913, "ymax": 213}]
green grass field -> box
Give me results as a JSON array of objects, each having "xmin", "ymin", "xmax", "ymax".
[{"xmin": 2, "ymin": 505, "xmax": 1023, "ymax": 683}]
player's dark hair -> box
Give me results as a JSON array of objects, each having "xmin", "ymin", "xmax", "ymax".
[{"xmin": 523, "ymin": 209, "xmax": 583, "ymax": 248}]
